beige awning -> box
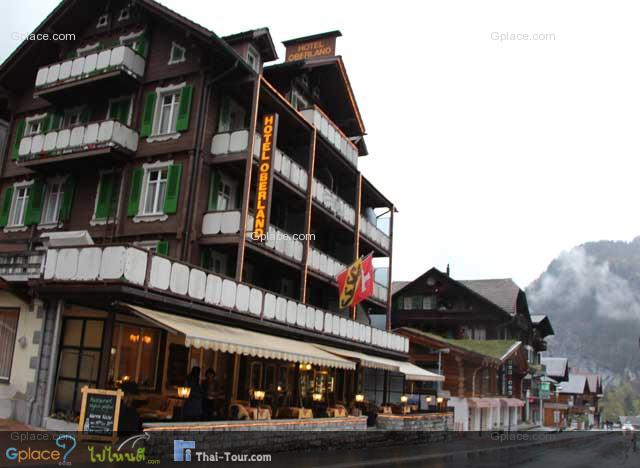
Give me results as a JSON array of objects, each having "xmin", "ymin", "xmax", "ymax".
[
  {"xmin": 397, "ymin": 361, "xmax": 445, "ymax": 382},
  {"xmin": 125, "ymin": 304, "xmax": 355, "ymax": 370},
  {"xmin": 315, "ymin": 345, "xmax": 401, "ymax": 372}
]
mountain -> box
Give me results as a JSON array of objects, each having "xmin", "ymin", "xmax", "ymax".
[{"xmin": 526, "ymin": 237, "xmax": 640, "ymax": 387}]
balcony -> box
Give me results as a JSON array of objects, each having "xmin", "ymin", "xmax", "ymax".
[
  {"xmin": 246, "ymin": 214, "xmax": 304, "ymax": 264},
  {"xmin": 0, "ymin": 251, "xmax": 45, "ymax": 281},
  {"xmin": 308, "ymin": 247, "xmax": 346, "ymax": 280},
  {"xmin": 300, "ymin": 106, "xmax": 359, "ymax": 167},
  {"xmin": 34, "ymin": 45, "xmax": 145, "ymax": 103},
  {"xmin": 372, "ymin": 281, "xmax": 389, "ymax": 303},
  {"xmin": 17, "ymin": 120, "xmax": 139, "ymax": 171},
  {"xmin": 359, "ymin": 216, "xmax": 391, "ymax": 252},
  {"xmin": 312, "ymin": 181, "xmax": 356, "ymax": 227},
  {"xmin": 39, "ymin": 244, "xmax": 409, "ymax": 353}
]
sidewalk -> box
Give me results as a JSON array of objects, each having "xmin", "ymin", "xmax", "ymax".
[{"xmin": 0, "ymin": 418, "xmax": 42, "ymax": 431}]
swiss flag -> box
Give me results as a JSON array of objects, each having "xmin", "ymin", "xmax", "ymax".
[
  {"xmin": 355, "ymin": 254, "xmax": 374, "ymax": 305},
  {"xmin": 337, "ymin": 254, "xmax": 374, "ymax": 308}
]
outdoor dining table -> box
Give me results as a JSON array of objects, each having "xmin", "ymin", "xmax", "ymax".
[
  {"xmin": 246, "ymin": 406, "xmax": 272, "ymax": 420},
  {"xmin": 276, "ymin": 407, "xmax": 314, "ymax": 419},
  {"xmin": 327, "ymin": 406, "xmax": 348, "ymax": 417}
]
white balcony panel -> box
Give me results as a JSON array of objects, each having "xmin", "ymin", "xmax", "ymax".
[
  {"xmin": 249, "ymin": 288, "xmax": 263, "ymax": 316},
  {"xmin": 149, "ymin": 256, "xmax": 171, "ymax": 290},
  {"xmin": 18, "ymin": 137, "xmax": 32, "ymax": 157},
  {"xmin": 220, "ymin": 211, "xmax": 241, "ymax": 234},
  {"xmin": 69, "ymin": 126, "xmax": 84, "ymax": 147},
  {"xmin": 211, "ymin": 133, "xmax": 230, "ymax": 155},
  {"xmin": 99, "ymin": 246, "xmax": 126, "ymax": 280},
  {"xmin": 83, "ymin": 123, "xmax": 99, "ymax": 145},
  {"xmin": 290, "ymin": 163, "xmax": 300, "ymax": 187},
  {"xmin": 382, "ymin": 331, "xmax": 388, "ymax": 349},
  {"xmin": 266, "ymin": 226, "xmax": 276, "ymax": 249},
  {"xmin": 305, "ymin": 306, "xmax": 315, "ymax": 329},
  {"xmin": 46, "ymin": 64, "xmax": 60, "ymax": 84},
  {"xmin": 98, "ymin": 121, "xmax": 114, "ymax": 142},
  {"xmin": 283, "ymin": 239, "xmax": 294, "ymax": 258},
  {"xmin": 31, "ymin": 134, "xmax": 44, "ymax": 154},
  {"xmin": 124, "ymin": 247, "xmax": 147, "ymax": 285},
  {"xmin": 202, "ymin": 212, "xmax": 222, "ymax": 235},
  {"xmin": 319, "ymin": 255, "xmax": 327, "ymax": 275},
  {"xmin": 275, "ymin": 234, "xmax": 285, "ymax": 255},
  {"xmin": 221, "ymin": 279, "xmax": 237, "ymax": 308},
  {"xmin": 169, "ymin": 263, "xmax": 189, "ymax": 296},
  {"xmin": 286, "ymin": 300, "xmax": 297, "ymax": 325},
  {"xmin": 235, "ymin": 284, "xmax": 250, "ymax": 312},
  {"xmin": 58, "ymin": 60, "xmax": 72, "ymax": 80},
  {"xmin": 296, "ymin": 303, "xmax": 306, "ymax": 327},
  {"xmin": 35, "ymin": 68, "xmax": 48, "ymax": 87},
  {"xmin": 43, "ymin": 249, "xmax": 58, "ymax": 280},
  {"xmin": 298, "ymin": 171, "xmax": 308, "ymax": 191},
  {"xmin": 204, "ymin": 274, "xmax": 222, "ymax": 305},
  {"xmin": 339, "ymin": 318, "xmax": 347, "ymax": 337},
  {"xmin": 188, "ymin": 269, "xmax": 207, "ymax": 300},
  {"xmin": 56, "ymin": 129, "xmax": 70, "ymax": 150},
  {"xmin": 70, "ymin": 57, "xmax": 84, "ymax": 77},
  {"xmin": 281, "ymin": 156, "xmax": 291, "ymax": 180},
  {"xmin": 274, "ymin": 150, "xmax": 282, "ymax": 171},
  {"xmin": 263, "ymin": 293, "xmax": 276, "ymax": 319},
  {"xmin": 229, "ymin": 130, "xmax": 248, "ymax": 153},
  {"xmin": 96, "ymin": 50, "xmax": 110, "ymax": 70},
  {"xmin": 252, "ymin": 134, "xmax": 261, "ymax": 158},
  {"xmin": 346, "ymin": 320, "xmax": 353, "ymax": 340},
  {"xmin": 109, "ymin": 46, "xmax": 125, "ymax": 67},
  {"xmin": 366, "ymin": 326, "xmax": 372, "ymax": 344},
  {"xmin": 314, "ymin": 309, "xmax": 324, "ymax": 331},
  {"xmin": 275, "ymin": 297, "xmax": 287, "ymax": 322},
  {"xmin": 332, "ymin": 315, "xmax": 340, "ymax": 336},
  {"xmin": 324, "ymin": 313, "xmax": 333, "ymax": 334},
  {"xmin": 54, "ymin": 248, "xmax": 79, "ymax": 280},
  {"xmin": 293, "ymin": 242, "xmax": 303, "ymax": 262},
  {"xmin": 404, "ymin": 338, "xmax": 409, "ymax": 353}
]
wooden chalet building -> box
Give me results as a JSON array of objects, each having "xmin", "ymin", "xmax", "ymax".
[
  {"xmin": 388, "ymin": 267, "xmax": 555, "ymax": 427},
  {"xmin": 0, "ymin": 0, "xmax": 447, "ymax": 431},
  {"xmin": 397, "ymin": 327, "xmax": 528, "ymax": 431}
]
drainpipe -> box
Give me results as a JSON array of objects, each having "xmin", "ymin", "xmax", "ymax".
[
  {"xmin": 181, "ymin": 60, "xmax": 241, "ymax": 261},
  {"xmin": 40, "ymin": 300, "xmax": 64, "ymax": 427}
]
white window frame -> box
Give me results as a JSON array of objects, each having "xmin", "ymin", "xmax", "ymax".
[
  {"xmin": 107, "ymin": 96, "xmax": 133, "ymax": 126},
  {"xmin": 119, "ymin": 29, "xmax": 145, "ymax": 51},
  {"xmin": 146, "ymin": 82, "xmax": 186, "ymax": 143},
  {"xmin": 290, "ymin": 88, "xmax": 308, "ymax": 111},
  {"xmin": 90, "ymin": 169, "xmax": 121, "ymax": 226},
  {"xmin": 96, "ymin": 14, "xmax": 108, "ymax": 28},
  {"xmin": 134, "ymin": 240, "xmax": 161, "ymax": 253},
  {"xmin": 168, "ymin": 42, "xmax": 186, "ymax": 65},
  {"xmin": 246, "ymin": 45, "xmax": 261, "ymax": 72},
  {"xmin": 208, "ymin": 251, "xmax": 228, "ymax": 275},
  {"xmin": 117, "ymin": 7, "xmax": 130, "ymax": 21},
  {"xmin": 38, "ymin": 176, "xmax": 67, "ymax": 229},
  {"xmin": 403, "ymin": 296, "xmax": 413, "ymax": 310},
  {"xmin": 25, "ymin": 113, "xmax": 47, "ymax": 136},
  {"xmin": 63, "ymin": 106, "xmax": 84, "ymax": 129},
  {"xmin": 216, "ymin": 174, "xmax": 237, "ymax": 211},
  {"xmin": 5, "ymin": 180, "xmax": 33, "ymax": 232},
  {"xmin": 133, "ymin": 160, "xmax": 172, "ymax": 223},
  {"xmin": 76, "ymin": 42, "xmax": 100, "ymax": 57}
]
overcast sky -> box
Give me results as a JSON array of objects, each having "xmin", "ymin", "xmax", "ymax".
[{"xmin": 3, "ymin": 0, "xmax": 640, "ymax": 288}]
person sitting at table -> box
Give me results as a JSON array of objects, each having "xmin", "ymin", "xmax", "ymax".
[
  {"xmin": 229, "ymin": 403, "xmax": 250, "ymax": 420},
  {"xmin": 182, "ymin": 366, "xmax": 204, "ymax": 421},
  {"xmin": 202, "ymin": 368, "xmax": 220, "ymax": 420}
]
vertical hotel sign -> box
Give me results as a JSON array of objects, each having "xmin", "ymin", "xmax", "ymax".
[{"xmin": 253, "ymin": 114, "xmax": 278, "ymax": 240}]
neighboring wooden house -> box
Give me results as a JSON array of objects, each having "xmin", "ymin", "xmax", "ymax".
[
  {"xmin": 397, "ymin": 327, "xmax": 529, "ymax": 431},
  {"xmin": 553, "ymin": 372, "xmax": 602, "ymax": 429}
]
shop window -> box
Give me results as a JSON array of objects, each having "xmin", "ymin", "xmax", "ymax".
[
  {"xmin": 0, "ymin": 309, "xmax": 19, "ymax": 382},
  {"xmin": 363, "ymin": 368, "xmax": 385, "ymax": 406},
  {"xmin": 249, "ymin": 361, "xmax": 263, "ymax": 392},
  {"xmin": 54, "ymin": 318, "xmax": 104, "ymax": 413},
  {"xmin": 108, "ymin": 323, "xmax": 161, "ymax": 389}
]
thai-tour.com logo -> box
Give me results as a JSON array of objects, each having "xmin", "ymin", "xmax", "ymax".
[
  {"xmin": 173, "ymin": 440, "xmax": 272, "ymax": 463},
  {"xmin": 4, "ymin": 433, "xmax": 76, "ymax": 465}
]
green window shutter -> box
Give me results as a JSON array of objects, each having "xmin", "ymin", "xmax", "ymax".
[
  {"xmin": 156, "ymin": 240, "xmax": 169, "ymax": 256},
  {"xmin": 24, "ymin": 180, "xmax": 45, "ymax": 225},
  {"xmin": 0, "ymin": 187, "xmax": 14, "ymax": 228},
  {"xmin": 12, "ymin": 119, "xmax": 25, "ymax": 160},
  {"xmin": 208, "ymin": 170, "xmax": 221, "ymax": 211},
  {"xmin": 201, "ymin": 249, "xmax": 212, "ymax": 270},
  {"xmin": 218, "ymin": 95, "xmax": 230, "ymax": 132},
  {"xmin": 42, "ymin": 114, "xmax": 53, "ymax": 133},
  {"xmin": 95, "ymin": 173, "xmax": 115, "ymax": 219},
  {"xmin": 127, "ymin": 168, "xmax": 144, "ymax": 217},
  {"xmin": 175, "ymin": 85, "xmax": 193, "ymax": 132},
  {"xmin": 58, "ymin": 177, "xmax": 76, "ymax": 222},
  {"xmin": 134, "ymin": 36, "xmax": 149, "ymax": 58},
  {"xmin": 140, "ymin": 92, "xmax": 156, "ymax": 138},
  {"xmin": 108, "ymin": 101, "xmax": 121, "ymax": 121},
  {"xmin": 163, "ymin": 164, "xmax": 182, "ymax": 214},
  {"xmin": 119, "ymin": 99, "xmax": 131, "ymax": 125},
  {"xmin": 80, "ymin": 108, "xmax": 91, "ymax": 124},
  {"xmin": 235, "ymin": 181, "xmax": 243, "ymax": 210}
]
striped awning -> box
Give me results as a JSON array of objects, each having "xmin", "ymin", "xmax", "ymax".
[
  {"xmin": 315, "ymin": 345, "xmax": 400, "ymax": 372},
  {"xmin": 125, "ymin": 304, "xmax": 355, "ymax": 370}
]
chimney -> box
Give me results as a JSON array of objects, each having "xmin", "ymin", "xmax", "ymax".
[
  {"xmin": 282, "ymin": 30, "xmax": 342, "ymax": 62},
  {"xmin": 446, "ymin": 264, "xmax": 450, "ymax": 277}
]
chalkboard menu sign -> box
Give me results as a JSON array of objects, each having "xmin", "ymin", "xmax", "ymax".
[{"xmin": 78, "ymin": 387, "xmax": 123, "ymax": 441}]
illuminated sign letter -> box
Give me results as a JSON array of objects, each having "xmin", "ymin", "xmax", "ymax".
[{"xmin": 252, "ymin": 114, "xmax": 278, "ymax": 240}]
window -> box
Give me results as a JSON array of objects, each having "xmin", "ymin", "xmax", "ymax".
[
  {"xmin": 218, "ymin": 95, "xmax": 247, "ymax": 132},
  {"xmin": 54, "ymin": 318, "xmax": 104, "ymax": 414},
  {"xmin": 403, "ymin": 296, "xmax": 413, "ymax": 310},
  {"xmin": 553, "ymin": 410, "xmax": 560, "ymax": 423},
  {"xmin": 169, "ymin": 42, "xmax": 186, "ymax": 65},
  {"xmin": 63, "ymin": 108, "xmax": 83, "ymax": 128},
  {"xmin": 25, "ymin": 116, "xmax": 47, "ymax": 136},
  {"xmin": 108, "ymin": 96, "xmax": 132, "ymax": 125},
  {"xmin": 76, "ymin": 42, "xmax": 100, "ymax": 57},
  {"xmin": 108, "ymin": 323, "xmax": 161, "ymax": 389},
  {"xmin": 8, "ymin": 185, "xmax": 29, "ymax": 227},
  {"xmin": 422, "ymin": 295, "xmax": 437, "ymax": 309},
  {"xmin": 0, "ymin": 309, "xmax": 19, "ymax": 382},
  {"xmin": 117, "ymin": 7, "xmax": 130, "ymax": 21},
  {"xmin": 143, "ymin": 168, "xmax": 168, "ymax": 215},
  {"xmin": 290, "ymin": 89, "xmax": 308, "ymax": 111},
  {"xmin": 204, "ymin": 250, "xmax": 227, "ymax": 275},
  {"xmin": 280, "ymin": 278, "xmax": 295, "ymax": 297},
  {"xmin": 156, "ymin": 92, "xmax": 180, "ymax": 135},
  {"xmin": 92, "ymin": 171, "xmax": 120, "ymax": 223},
  {"xmin": 208, "ymin": 171, "xmax": 238, "ymax": 211},
  {"xmin": 41, "ymin": 181, "xmax": 64, "ymax": 225},
  {"xmin": 96, "ymin": 14, "xmax": 108, "ymax": 28},
  {"xmin": 246, "ymin": 46, "xmax": 260, "ymax": 72}
]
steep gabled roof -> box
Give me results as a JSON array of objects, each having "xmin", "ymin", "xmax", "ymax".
[
  {"xmin": 531, "ymin": 314, "xmax": 555, "ymax": 337},
  {"xmin": 541, "ymin": 357, "xmax": 568, "ymax": 379},
  {"xmin": 223, "ymin": 27, "xmax": 278, "ymax": 62},
  {"xmin": 559, "ymin": 374, "xmax": 590, "ymax": 394},
  {"xmin": 459, "ymin": 278, "xmax": 521, "ymax": 316},
  {"xmin": 573, "ymin": 372, "xmax": 602, "ymax": 393}
]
